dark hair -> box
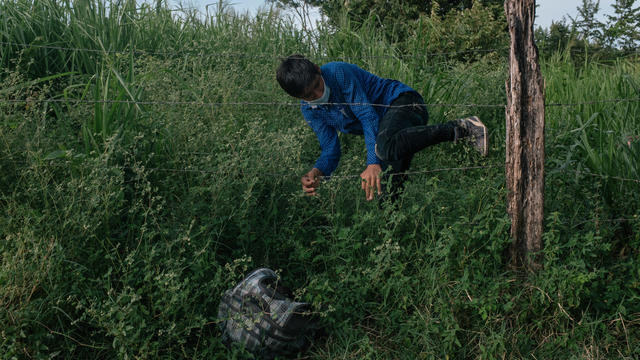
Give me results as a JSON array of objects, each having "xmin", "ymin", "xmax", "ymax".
[{"xmin": 276, "ymin": 54, "xmax": 320, "ymax": 98}]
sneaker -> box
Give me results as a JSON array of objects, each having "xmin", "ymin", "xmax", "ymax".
[{"xmin": 455, "ymin": 116, "xmax": 488, "ymax": 156}]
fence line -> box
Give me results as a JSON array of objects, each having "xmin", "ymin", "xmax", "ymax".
[
  {"xmin": 317, "ymin": 164, "xmax": 503, "ymax": 180},
  {"xmin": 3, "ymin": 40, "xmax": 639, "ymax": 61},
  {"xmin": 3, "ymin": 156, "xmax": 638, "ymax": 230},
  {"xmin": 135, "ymin": 163, "xmax": 640, "ymax": 184},
  {"xmin": 4, "ymin": 155, "xmax": 640, "ymax": 184},
  {"xmin": 2, "ymin": 97, "xmax": 640, "ymax": 109},
  {"xmin": 0, "ymin": 41, "xmax": 509, "ymax": 60},
  {"xmin": 562, "ymin": 168, "xmax": 640, "ymax": 184},
  {"xmin": 1, "ymin": 157, "xmax": 500, "ymax": 178},
  {"xmin": 0, "ymin": 98, "xmax": 506, "ymax": 108},
  {"xmin": 545, "ymin": 97, "xmax": 640, "ymax": 107},
  {"xmin": 571, "ymin": 217, "xmax": 639, "ymax": 229}
]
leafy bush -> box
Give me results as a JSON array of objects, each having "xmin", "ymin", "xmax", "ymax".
[{"xmin": 406, "ymin": 0, "xmax": 508, "ymax": 63}]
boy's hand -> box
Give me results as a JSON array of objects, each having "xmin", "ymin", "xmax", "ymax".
[
  {"xmin": 301, "ymin": 168, "xmax": 322, "ymax": 196},
  {"xmin": 360, "ymin": 164, "xmax": 382, "ymax": 201}
]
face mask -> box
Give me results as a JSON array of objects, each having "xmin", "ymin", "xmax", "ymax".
[{"xmin": 308, "ymin": 77, "xmax": 330, "ymax": 104}]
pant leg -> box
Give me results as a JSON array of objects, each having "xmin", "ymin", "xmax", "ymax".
[
  {"xmin": 375, "ymin": 92, "xmax": 455, "ymax": 201},
  {"xmin": 375, "ymin": 92, "xmax": 424, "ymax": 200},
  {"xmin": 379, "ymin": 154, "xmax": 413, "ymax": 203},
  {"xmin": 376, "ymin": 92, "xmax": 456, "ymax": 163}
]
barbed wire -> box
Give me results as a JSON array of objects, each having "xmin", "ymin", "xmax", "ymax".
[
  {"xmin": 3, "ymin": 156, "xmax": 637, "ymax": 232},
  {"xmin": 322, "ymin": 48, "xmax": 509, "ymax": 61},
  {"xmin": 1, "ymin": 41, "xmax": 109, "ymax": 55},
  {"xmin": 2, "ymin": 97, "xmax": 640, "ymax": 108},
  {"xmin": 560, "ymin": 168, "xmax": 640, "ymax": 184},
  {"xmin": 2, "ymin": 41, "xmax": 638, "ymax": 111},
  {"xmin": 0, "ymin": 41, "xmax": 509, "ymax": 60},
  {"xmin": 571, "ymin": 217, "xmax": 639, "ymax": 229},
  {"xmin": 317, "ymin": 164, "xmax": 503, "ymax": 180},
  {"xmin": 5, "ymin": 155, "xmax": 640, "ymax": 184},
  {"xmin": 3, "ymin": 40, "xmax": 639, "ymax": 61},
  {"xmin": 1, "ymin": 156, "xmax": 500, "ymax": 179},
  {"xmin": 545, "ymin": 97, "xmax": 640, "ymax": 107},
  {"xmin": 2, "ymin": 42, "xmax": 638, "ymax": 183},
  {"xmin": 140, "ymin": 163, "xmax": 640, "ymax": 184},
  {"xmin": 0, "ymin": 97, "xmax": 506, "ymax": 108}
]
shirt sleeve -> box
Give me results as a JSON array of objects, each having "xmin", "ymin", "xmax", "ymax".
[
  {"xmin": 302, "ymin": 109, "xmax": 341, "ymax": 177},
  {"xmin": 338, "ymin": 66, "xmax": 382, "ymax": 166}
]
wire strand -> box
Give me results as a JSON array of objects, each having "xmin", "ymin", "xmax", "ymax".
[
  {"xmin": 0, "ymin": 41, "xmax": 509, "ymax": 60},
  {"xmin": 2, "ymin": 97, "xmax": 640, "ymax": 108},
  {"xmin": 562, "ymin": 168, "xmax": 640, "ymax": 184},
  {"xmin": 571, "ymin": 217, "xmax": 639, "ymax": 229},
  {"xmin": 318, "ymin": 164, "xmax": 502, "ymax": 180},
  {"xmin": 5, "ymin": 156, "xmax": 639, "ymax": 184},
  {"xmin": 0, "ymin": 98, "xmax": 507, "ymax": 108}
]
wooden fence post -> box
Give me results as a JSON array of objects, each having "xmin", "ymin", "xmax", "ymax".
[{"xmin": 504, "ymin": 0, "xmax": 545, "ymax": 268}]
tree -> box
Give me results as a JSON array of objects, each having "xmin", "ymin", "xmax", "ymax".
[
  {"xmin": 267, "ymin": 0, "xmax": 504, "ymax": 41},
  {"xmin": 571, "ymin": 0, "xmax": 604, "ymax": 44},
  {"xmin": 535, "ymin": 19, "xmax": 575, "ymax": 55},
  {"xmin": 410, "ymin": 0, "xmax": 508, "ymax": 61},
  {"xmin": 603, "ymin": 0, "xmax": 640, "ymax": 50}
]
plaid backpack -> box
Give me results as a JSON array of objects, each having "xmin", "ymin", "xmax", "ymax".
[{"xmin": 218, "ymin": 268, "xmax": 316, "ymax": 359}]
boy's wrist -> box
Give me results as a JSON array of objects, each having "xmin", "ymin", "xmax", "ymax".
[{"xmin": 311, "ymin": 168, "xmax": 323, "ymax": 177}]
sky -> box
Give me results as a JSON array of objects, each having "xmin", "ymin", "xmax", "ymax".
[
  {"xmin": 535, "ymin": 0, "xmax": 616, "ymax": 29},
  {"xmin": 170, "ymin": 0, "xmax": 619, "ymax": 30}
]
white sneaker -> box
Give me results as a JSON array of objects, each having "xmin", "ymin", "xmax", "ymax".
[{"xmin": 455, "ymin": 116, "xmax": 488, "ymax": 156}]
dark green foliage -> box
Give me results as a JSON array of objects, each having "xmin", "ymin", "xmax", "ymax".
[
  {"xmin": 537, "ymin": 0, "xmax": 640, "ymax": 61},
  {"xmin": 571, "ymin": 0, "xmax": 604, "ymax": 44},
  {"xmin": 406, "ymin": 1, "xmax": 508, "ymax": 63},
  {"xmin": 604, "ymin": 0, "xmax": 640, "ymax": 50},
  {"xmin": 535, "ymin": 20, "xmax": 575, "ymax": 55},
  {"xmin": 269, "ymin": 0, "xmax": 504, "ymax": 44},
  {"xmin": 1, "ymin": 1, "xmax": 640, "ymax": 359}
]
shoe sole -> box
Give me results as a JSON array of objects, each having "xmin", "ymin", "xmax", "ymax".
[{"xmin": 467, "ymin": 116, "xmax": 488, "ymax": 156}]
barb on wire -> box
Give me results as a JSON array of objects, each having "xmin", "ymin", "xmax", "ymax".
[{"xmin": 0, "ymin": 41, "xmax": 508, "ymax": 60}]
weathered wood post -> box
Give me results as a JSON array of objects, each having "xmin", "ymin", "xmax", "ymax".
[{"xmin": 504, "ymin": 0, "xmax": 545, "ymax": 268}]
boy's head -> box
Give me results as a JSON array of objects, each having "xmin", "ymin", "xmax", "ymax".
[{"xmin": 276, "ymin": 55, "xmax": 323, "ymax": 100}]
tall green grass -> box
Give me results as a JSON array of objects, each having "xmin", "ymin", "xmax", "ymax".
[
  {"xmin": 1, "ymin": 1, "xmax": 639, "ymax": 359},
  {"xmin": 543, "ymin": 53, "xmax": 640, "ymax": 210}
]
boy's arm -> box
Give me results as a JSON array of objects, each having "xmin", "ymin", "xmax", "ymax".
[
  {"xmin": 337, "ymin": 66, "xmax": 383, "ymax": 200},
  {"xmin": 338, "ymin": 67, "xmax": 382, "ymax": 168},
  {"xmin": 303, "ymin": 110, "xmax": 341, "ymax": 177}
]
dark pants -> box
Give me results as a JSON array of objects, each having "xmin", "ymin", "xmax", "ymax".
[{"xmin": 375, "ymin": 92, "xmax": 456, "ymax": 200}]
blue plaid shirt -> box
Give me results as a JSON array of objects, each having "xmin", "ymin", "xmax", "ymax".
[{"xmin": 301, "ymin": 62, "xmax": 414, "ymax": 176}]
